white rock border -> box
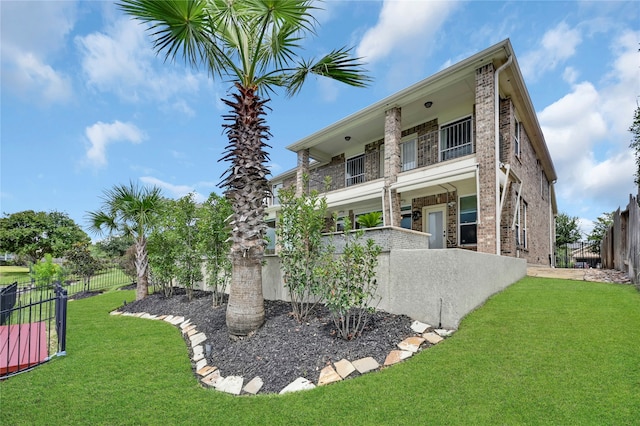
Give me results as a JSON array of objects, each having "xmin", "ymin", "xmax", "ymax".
[{"xmin": 110, "ymin": 311, "xmax": 455, "ymax": 395}]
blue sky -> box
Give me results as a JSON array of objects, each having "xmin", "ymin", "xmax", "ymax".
[{"xmin": 1, "ymin": 0, "xmax": 638, "ymax": 239}]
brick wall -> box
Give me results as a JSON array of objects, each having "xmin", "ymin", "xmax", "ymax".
[
  {"xmin": 411, "ymin": 192, "xmax": 457, "ymax": 247},
  {"xmin": 475, "ymin": 63, "xmax": 497, "ymax": 255}
]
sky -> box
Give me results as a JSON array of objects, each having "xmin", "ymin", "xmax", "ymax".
[{"xmin": 1, "ymin": 0, "xmax": 639, "ymax": 240}]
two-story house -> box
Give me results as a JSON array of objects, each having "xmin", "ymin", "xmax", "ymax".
[{"xmin": 266, "ymin": 39, "xmax": 557, "ymax": 266}]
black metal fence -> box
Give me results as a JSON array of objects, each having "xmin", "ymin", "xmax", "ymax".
[
  {"xmin": 14, "ymin": 265, "xmax": 134, "ymax": 298},
  {"xmin": 0, "ymin": 282, "xmax": 67, "ymax": 378},
  {"xmin": 0, "ymin": 266, "xmax": 134, "ymax": 378},
  {"xmin": 555, "ymin": 241, "xmax": 601, "ymax": 269}
]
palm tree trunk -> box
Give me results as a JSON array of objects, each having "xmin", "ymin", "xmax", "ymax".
[
  {"xmin": 226, "ymin": 248, "xmax": 264, "ymax": 335},
  {"xmin": 134, "ymin": 236, "xmax": 149, "ymax": 301},
  {"xmin": 222, "ymin": 84, "xmax": 271, "ymax": 336}
]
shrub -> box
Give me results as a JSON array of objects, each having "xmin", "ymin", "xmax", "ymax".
[
  {"xmin": 31, "ymin": 254, "xmax": 66, "ymax": 288},
  {"xmin": 277, "ymin": 179, "xmax": 331, "ymax": 322},
  {"xmin": 324, "ymin": 217, "xmax": 382, "ymax": 340}
]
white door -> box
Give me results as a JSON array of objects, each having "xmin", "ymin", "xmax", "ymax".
[{"xmin": 423, "ymin": 205, "xmax": 446, "ymax": 249}]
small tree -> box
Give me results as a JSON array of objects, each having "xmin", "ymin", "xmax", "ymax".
[
  {"xmin": 199, "ymin": 193, "xmax": 233, "ymax": 307},
  {"xmin": 64, "ymin": 242, "xmax": 103, "ymax": 292},
  {"xmin": 555, "ymin": 212, "xmax": 582, "ymax": 267},
  {"xmin": 588, "ymin": 212, "xmax": 614, "ymax": 257},
  {"xmin": 277, "ymin": 182, "xmax": 331, "ymax": 321},
  {"xmin": 171, "ymin": 194, "xmax": 203, "ymax": 301},
  {"xmin": 87, "ymin": 181, "xmax": 164, "ymax": 301},
  {"xmin": 324, "ymin": 217, "xmax": 382, "ymax": 340},
  {"xmin": 31, "ymin": 254, "xmax": 65, "ymax": 289},
  {"xmin": 148, "ymin": 219, "xmax": 178, "ymax": 298}
]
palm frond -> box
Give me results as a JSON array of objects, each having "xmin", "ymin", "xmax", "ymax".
[
  {"xmin": 118, "ymin": 0, "xmax": 216, "ymax": 68},
  {"xmin": 284, "ymin": 47, "xmax": 372, "ymax": 97}
]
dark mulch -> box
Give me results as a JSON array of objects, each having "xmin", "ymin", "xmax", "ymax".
[
  {"xmin": 70, "ymin": 290, "xmax": 104, "ymax": 300},
  {"xmin": 118, "ymin": 288, "xmax": 416, "ymax": 394}
]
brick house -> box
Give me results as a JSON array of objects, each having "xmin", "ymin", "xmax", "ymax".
[{"xmin": 266, "ymin": 39, "xmax": 557, "ymax": 266}]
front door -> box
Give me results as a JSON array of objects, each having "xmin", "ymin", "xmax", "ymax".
[{"xmin": 423, "ymin": 205, "xmax": 446, "ymax": 249}]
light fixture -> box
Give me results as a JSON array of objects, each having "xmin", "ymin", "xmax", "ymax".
[
  {"xmin": 424, "ymin": 101, "xmax": 433, "ymax": 108},
  {"xmin": 345, "ymin": 136, "xmax": 351, "ymax": 141},
  {"xmin": 412, "ymin": 210, "xmax": 422, "ymax": 221}
]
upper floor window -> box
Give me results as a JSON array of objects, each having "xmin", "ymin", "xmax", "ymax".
[
  {"xmin": 459, "ymin": 194, "xmax": 477, "ymax": 245},
  {"xmin": 400, "ymin": 139, "xmax": 417, "ymax": 171},
  {"xmin": 440, "ymin": 116, "xmax": 473, "ymax": 161},
  {"xmin": 514, "ymin": 119, "xmax": 521, "ymax": 157},
  {"xmin": 346, "ymin": 154, "xmax": 365, "ymax": 186}
]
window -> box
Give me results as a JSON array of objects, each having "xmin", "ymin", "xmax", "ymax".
[
  {"xmin": 400, "ymin": 205, "xmax": 412, "ymax": 230},
  {"xmin": 514, "ymin": 119, "xmax": 521, "ymax": 157},
  {"xmin": 346, "ymin": 154, "xmax": 365, "ymax": 186},
  {"xmin": 265, "ymin": 221, "xmax": 276, "ymax": 254},
  {"xmin": 400, "ymin": 139, "xmax": 417, "ymax": 171},
  {"xmin": 459, "ymin": 195, "xmax": 477, "ymax": 245},
  {"xmin": 440, "ymin": 116, "xmax": 473, "ymax": 161},
  {"xmin": 271, "ymin": 183, "xmax": 283, "ymax": 206},
  {"xmin": 522, "ymin": 201, "xmax": 528, "ymax": 248}
]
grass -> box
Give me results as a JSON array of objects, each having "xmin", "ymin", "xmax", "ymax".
[
  {"xmin": 0, "ymin": 265, "xmax": 29, "ymax": 285},
  {"xmin": 1, "ymin": 277, "xmax": 639, "ymax": 425}
]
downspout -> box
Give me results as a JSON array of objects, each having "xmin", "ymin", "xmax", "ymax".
[
  {"xmin": 494, "ymin": 55, "xmax": 513, "ymax": 255},
  {"xmin": 381, "ymin": 188, "xmax": 387, "ymax": 226},
  {"xmin": 388, "ymin": 187, "xmax": 394, "ymax": 227}
]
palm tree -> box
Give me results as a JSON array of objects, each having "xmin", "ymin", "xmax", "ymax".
[
  {"xmin": 87, "ymin": 181, "xmax": 164, "ymax": 301},
  {"xmin": 118, "ymin": 0, "xmax": 371, "ymax": 336}
]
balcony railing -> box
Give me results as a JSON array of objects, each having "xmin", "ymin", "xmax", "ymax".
[{"xmin": 308, "ymin": 150, "xmax": 382, "ymax": 193}]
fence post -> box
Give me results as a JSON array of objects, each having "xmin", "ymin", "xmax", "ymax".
[{"xmin": 54, "ymin": 282, "xmax": 68, "ymax": 356}]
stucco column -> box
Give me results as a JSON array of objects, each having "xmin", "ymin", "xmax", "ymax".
[
  {"xmin": 383, "ymin": 107, "xmax": 402, "ymax": 227},
  {"xmin": 475, "ymin": 64, "xmax": 497, "ymax": 254},
  {"xmin": 295, "ymin": 148, "xmax": 309, "ymax": 196}
]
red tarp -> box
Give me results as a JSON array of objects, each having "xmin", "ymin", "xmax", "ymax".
[{"xmin": 0, "ymin": 322, "xmax": 48, "ymax": 375}]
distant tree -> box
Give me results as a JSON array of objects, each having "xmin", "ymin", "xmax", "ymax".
[
  {"xmin": 94, "ymin": 235, "xmax": 134, "ymax": 259},
  {"xmin": 556, "ymin": 212, "xmax": 582, "ymax": 246},
  {"xmin": 87, "ymin": 182, "xmax": 164, "ymax": 301},
  {"xmin": 64, "ymin": 242, "xmax": 103, "ymax": 292},
  {"xmin": 0, "ymin": 210, "xmax": 90, "ymax": 264},
  {"xmin": 630, "ymin": 105, "xmax": 640, "ymax": 187},
  {"xmin": 587, "ymin": 212, "xmax": 614, "ymax": 256}
]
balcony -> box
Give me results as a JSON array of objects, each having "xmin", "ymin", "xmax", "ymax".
[
  {"xmin": 304, "ymin": 116, "xmax": 474, "ymax": 193},
  {"xmin": 308, "ymin": 151, "xmax": 382, "ymax": 193}
]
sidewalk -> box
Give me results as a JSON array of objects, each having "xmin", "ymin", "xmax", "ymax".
[{"xmin": 527, "ymin": 265, "xmax": 632, "ymax": 284}]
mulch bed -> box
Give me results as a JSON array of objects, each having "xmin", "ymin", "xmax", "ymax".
[{"xmin": 118, "ymin": 288, "xmax": 416, "ymax": 394}]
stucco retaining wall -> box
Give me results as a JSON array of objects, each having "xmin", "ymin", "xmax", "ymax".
[{"xmin": 262, "ymin": 248, "xmax": 526, "ymax": 329}]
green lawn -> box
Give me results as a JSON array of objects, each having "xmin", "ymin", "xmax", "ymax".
[
  {"xmin": 0, "ymin": 265, "xmax": 29, "ymax": 285},
  {"xmin": 1, "ymin": 277, "xmax": 638, "ymax": 425}
]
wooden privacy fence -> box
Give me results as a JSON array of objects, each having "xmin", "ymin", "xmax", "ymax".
[{"xmin": 601, "ymin": 189, "xmax": 640, "ymax": 287}]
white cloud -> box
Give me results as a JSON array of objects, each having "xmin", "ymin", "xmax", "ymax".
[
  {"xmin": 540, "ymin": 82, "xmax": 606, "ymax": 163},
  {"xmin": 599, "ymin": 30, "xmax": 640, "ymax": 143},
  {"xmin": 0, "ymin": 1, "xmax": 77, "ymax": 104},
  {"xmin": 540, "ymin": 30, "xmax": 638, "ymax": 219},
  {"xmin": 356, "ymin": 1, "xmax": 459, "ymax": 64},
  {"xmin": 84, "ymin": 121, "xmax": 145, "ymax": 168},
  {"xmin": 520, "ymin": 22, "xmax": 582, "ymax": 81},
  {"xmin": 76, "ymin": 17, "xmax": 207, "ymax": 108},
  {"xmin": 139, "ymin": 176, "xmax": 205, "ymax": 202}
]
